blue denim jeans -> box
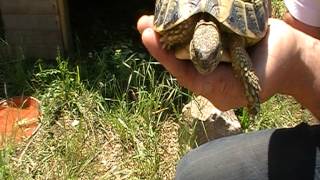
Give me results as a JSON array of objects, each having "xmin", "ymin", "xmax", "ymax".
[{"xmin": 176, "ymin": 123, "xmax": 320, "ymax": 180}]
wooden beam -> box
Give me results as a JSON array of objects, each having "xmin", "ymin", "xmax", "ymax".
[
  {"xmin": 0, "ymin": 0, "xmax": 57, "ymax": 15},
  {"xmin": 56, "ymin": 0, "xmax": 73, "ymax": 53},
  {"xmin": 0, "ymin": 0, "xmax": 73, "ymax": 58},
  {"xmin": 5, "ymin": 30, "xmax": 62, "ymax": 46},
  {"xmin": 0, "ymin": 44, "xmax": 59, "ymax": 59},
  {"xmin": 2, "ymin": 14, "xmax": 59, "ymax": 31}
]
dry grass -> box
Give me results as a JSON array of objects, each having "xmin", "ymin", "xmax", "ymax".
[{"xmin": 157, "ymin": 120, "xmax": 180, "ymax": 179}]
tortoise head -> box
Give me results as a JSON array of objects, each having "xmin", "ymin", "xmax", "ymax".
[{"xmin": 190, "ymin": 20, "xmax": 222, "ymax": 74}]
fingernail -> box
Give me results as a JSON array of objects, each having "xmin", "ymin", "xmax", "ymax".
[
  {"xmin": 137, "ymin": 15, "xmax": 154, "ymax": 34},
  {"xmin": 137, "ymin": 16, "xmax": 148, "ymax": 33},
  {"xmin": 141, "ymin": 28, "xmax": 153, "ymax": 39}
]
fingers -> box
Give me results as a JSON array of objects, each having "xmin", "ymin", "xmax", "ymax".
[
  {"xmin": 141, "ymin": 27, "xmax": 201, "ymax": 89},
  {"xmin": 138, "ymin": 15, "xmax": 192, "ymax": 79},
  {"xmin": 137, "ymin": 15, "xmax": 154, "ymax": 34},
  {"xmin": 137, "ymin": 16, "xmax": 207, "ymax": 96},
  {"xmin": 138, "ymin": 15, "xmax": 198, "ymax": 85}
]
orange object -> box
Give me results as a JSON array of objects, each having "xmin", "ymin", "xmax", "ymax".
[{"xmin": 0, "ymin": 96, "xmax": 41, "ymax": 146}]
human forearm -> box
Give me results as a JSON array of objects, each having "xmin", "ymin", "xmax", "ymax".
[
  {"xmin": 252, "ymin": 20, "xmax": 320, "ymax": 119},
  {"xmin": 290, "ymin": 33, "xmax": 320, "ymax": 118}
]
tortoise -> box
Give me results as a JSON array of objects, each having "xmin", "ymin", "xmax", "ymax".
[{"xmin": 153, "ymin": 0, "xmax": 269, "ymax": 116}]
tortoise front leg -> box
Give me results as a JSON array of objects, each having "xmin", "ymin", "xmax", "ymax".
[{"xmin": 228, "ymin": 35, "xmax": 261, "ymax": 116}]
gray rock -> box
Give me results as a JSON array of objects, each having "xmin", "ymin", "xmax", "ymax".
[{"xmin": 182, "ymin": 96, "xmax": 242, "ymax": 146}]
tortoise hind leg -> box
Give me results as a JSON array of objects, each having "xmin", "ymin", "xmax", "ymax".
[{"xmin": 228, "ymin": 35, "xmax": 261, "ymax": 116}]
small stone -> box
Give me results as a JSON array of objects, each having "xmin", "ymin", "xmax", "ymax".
[
  {"xmin": 71, "ymin": 120, "xmax": 80, "ymax": 127},
  {"xmin": 182, "ymin": 96, "xmax": 242, "ymax": 146}
]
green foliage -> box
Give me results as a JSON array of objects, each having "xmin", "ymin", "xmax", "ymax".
[
  {"xmin": 0, "ymin": 50, "xmax": 35, "ymax": 98},
  {"xmin": 2, "ymin": 39, "xmax": 190, "ymax": 179},
  {"xmin": 271, "ymin": 0, "xmax": 287, "ymax": 18},
  {"xmin": 237, "ymin": 108, "xmax": 251, "ymax": 130},
  {"xmin": 0, "ymin": 147, "xmax": 14, "ymax": 180},
  {"xmin": 249, "ymin": 95, "xmax": 311, "ymax": 131}
]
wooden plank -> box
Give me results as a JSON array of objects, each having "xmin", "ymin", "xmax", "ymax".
[
  {"xmin": 5, "ymin": 30, "xmax": 62, "ymax": 46},
  {"xmin": 22, "ymin": 45, "xmax": 59, "ymax": 58},
  {"xmin": 2, "ymin": 14, "xmax": 59, "ymax": 31},
  {"xmin": 56, "ymin": 0, "xmax": 73, "ymax": 53},
  {"xmin": 0, "ymin": 0, "xmax": 72, "ymax": 59},
  {"xmin": 0, "ymin": 44, "xmax": 60, "ymax": 59},
  {"xmin": 0, "ymin": 0, "xmax": 57, "ymax": 15}
]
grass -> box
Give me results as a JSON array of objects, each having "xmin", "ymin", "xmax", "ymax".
[
  {"xmin": 238, "ymin": 95, "xmax": 313, "ymax": 132},
  {"xmin": 271, "ymin": 0, "xmax": 287, "ymax": 18},
  {"xmin": 0, "ymin": 39, "xmax": 192, "ymax": 179},
  {"xmin": 0, "ymin": 0, "xmax": 316, "ymax": 179}
]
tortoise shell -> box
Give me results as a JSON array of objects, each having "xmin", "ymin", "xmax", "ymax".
[{"xmin": 154, "ymin": 0, "xmax": 269, "ymax": 41}]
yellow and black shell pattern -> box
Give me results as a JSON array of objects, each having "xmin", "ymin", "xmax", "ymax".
[{"xmin": 154, "ymin": 0, "xmax": 269, "ymax": 41}]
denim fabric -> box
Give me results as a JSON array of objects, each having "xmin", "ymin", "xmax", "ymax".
[
  {"xmin": 176, "ymin": 125, "xmax": 320, "ymax": 180},
  {"xmin": 314, "ymin": 148, "xmax": 320, "ymax": 180},
  {"xmin": 176, "ymin": 129, "xmax": 273, "ymax": 180}
]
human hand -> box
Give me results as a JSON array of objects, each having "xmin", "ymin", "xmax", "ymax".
[{"xmin": 137, "ymin": 16, "xmax": 302, "ymax": 111}]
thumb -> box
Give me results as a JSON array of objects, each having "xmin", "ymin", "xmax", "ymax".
[{"xmin": 141, "ymin": 28, "xmax": 201, "ymax": 89}]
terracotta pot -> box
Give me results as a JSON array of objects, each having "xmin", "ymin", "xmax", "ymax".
[{"xmin": 0, "ymin": 96, "xmax": 41, "ymax": 146}]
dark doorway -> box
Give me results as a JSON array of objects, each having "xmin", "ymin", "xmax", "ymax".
[{"xmin": 68, "ymin": 0, "xmax": 154, "ymax": 53}]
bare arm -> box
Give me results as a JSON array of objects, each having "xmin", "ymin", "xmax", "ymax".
[
  {"xmin": 250, "ymin": 19, "xmax": 320, "ymax": 118},
  {"xmin": 293, "ymin": 33, "xmax": 320, "ymax": 117}
]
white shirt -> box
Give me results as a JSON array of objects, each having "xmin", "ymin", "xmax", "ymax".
[{"xmin": 284, "ymin": 0, "xmax": 320, "ymax": 27}]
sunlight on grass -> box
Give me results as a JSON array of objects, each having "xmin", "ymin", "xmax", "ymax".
[
  {"xmin": 0, "ymin": 40, "xmax": 192, "ymax": 179},
  {"xmin": 237, "ymin": 94, "xmax": 313, "ymax": 132},
  {"xmin": 2, "ymin": 45, "xmax": 311, "ymax": 179},
  {"xmin": 271, "ymin": 0, "xmax": 287, "ymax": 18},
  {"xmin": 0, "ymin": 1, "xmax": 316, "ymax": 179},
  {"xmin": 252, "ymin": 95, "xmax": 313, "ymax": 131}
]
